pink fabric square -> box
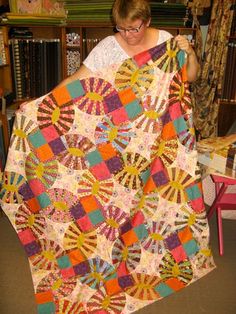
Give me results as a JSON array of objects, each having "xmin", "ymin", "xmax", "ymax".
[
  {"xmin": 77, "ymin": 215, "xmax": 93, "ymax": 232},
  {"xmin": 169, "ymin": 102, "xmax": 182, "ymax": 120},
  {"xmin": 150, "ymin": 157, "xmax": 165, "ymax": 175},
  {"xmin": 41, "ymin": 125, "xmax": 60, "ymax": 142},
  {"xmin": 60, "ymin": 267, "xmax": 75, "ymax": 279},
  {"xmin": 171, "ymin": 246, "xmax": 187, "ymax": 263},
  {"xmin": 18, "ymin": 228, "xmax": 36, "ymax": 245},
  {"xmin": 134, "ymin": 51, "xmax": 152, "ymax": 67},
  {"xmin": 90, "ymin": 162, "xmax": 111, "ymax": 180},
  {"xmin": 131, "ymin": 211, "xmax": 145, "ymax": 227},
  {"xmin": 117, "ymin": 261, "xmax": 129, "ymax": 277},
  {"xmin": 111, "ymin": 107, "xmax": 129, "ymax": 125},
  {"xmin": 29, "ymin": 179, "xmax": 46, "ymax": 196},
  {"xmin": 190, "ymin": 197, "xmax": 204, "ymax": 213}
]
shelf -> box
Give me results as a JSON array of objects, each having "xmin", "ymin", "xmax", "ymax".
[{"xmin": 220, "ymin": 100, "xmax": 236, "ymax": 105}]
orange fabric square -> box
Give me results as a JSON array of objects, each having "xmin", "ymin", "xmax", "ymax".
[
  {"xmin": 35, "ymin": 144, "xmax": 54, "ymax": 162},
  {"xmin": 105, "ymin": 278, "xmax": 122, "ymax": 296},
  {"xmin": 165, "ymin": 278, "xmax": 185, "ymax": 291},
  {"xmin": 69, "ymin": 249, "xmax": 85, "ymax": 265},
  {"xmin": 98, "ymin": 143, "xmax": 117, "ymax": 160},
  {"xmin": 143, "ymin": 177, "xmax": 156, "ymax": 194},
  {"xmin": 178, "ymin": 226, "xmax": 193, "ymax": 244},
  {"xmin": 181, "ymin": 64, "xmax": 187, "ymax": 82},
  {"xmin": 118, "ymin": 87, "xmax": 137, "ymax": 105},
  {"xmin": 26, "ymin": 198, "xmax": 41, "ymax": 213},
  {"xmin": 121, "ymin": 229, "xmax": 139, "ymax": 247},
  {"xmin": 161, "ymin": 122, "xmax": 177, "ymax": 140},
  {"xmin": 35, "ymin": 290, "xmax": 54, "ymax": 304},
  {"xmin": 51, "ymin": 87, "xmax": 71, "ymax": 106},
  {"xmin": 80, "ymin": 195, "xmax": 99, "ymax": 212}
]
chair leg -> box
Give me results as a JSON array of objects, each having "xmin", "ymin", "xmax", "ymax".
[
  {"xmin": 217, "ymin": 207, "xmax": 224, "ymax": 256},
  {"xmin": 207, "ymin": 183, "xmax": 227, "ymax": 220}
]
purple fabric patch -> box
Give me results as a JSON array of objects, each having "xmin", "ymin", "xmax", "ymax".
[
  {"xmin": 120, "ymin": 220, "xmax": 132, "ymax": 234},
  {"xmin": 164, "ymin": 232, "xmax": 181, "ymax": 250},
  {"xmin": 161, "ymin": 111, "xmax": 172, "ymax": 125},
  {"xmin": 104, "ymin": 93, "xmax": 123, "ymax": 113},
  {"xmin": 152, "ymin": 171, "xmax": 169, "ymax": 186},
  {"xmin": 70, "ymin": 202, "xmax": 85, "ymax": 220},
  {"xmin": 149, "ymin": 41, "xmax": 167, "ymax": 61},
  {"xmin": 74, "ymin": 261, "xmax": 90, "ymax": 276},
  {"xmin": 118, "ymin": 275, "xmax": 134, "ymax": 289},
  {"xmin": 105, "ymin": 156, "xmax": 123, "ymax": 174},
  {"xmin": 49, "ymin": 137, "xmax": 66, "ymax": 155},
  {"xmin": 19, "ymin": 183, "xmax": 35, "ymax": 200},
  {"xmin": 24, "ymin": 241, "xmax": 41, "ymax": 257}
]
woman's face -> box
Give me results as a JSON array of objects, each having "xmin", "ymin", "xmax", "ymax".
[{"xmin": 116, "ymin": 19, "xmax": 149, "ymax": 46}]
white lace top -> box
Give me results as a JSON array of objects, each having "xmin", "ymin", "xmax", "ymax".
[{"xmin": 83, "ymin": 30, "xmax": 172, "ymax": 72}]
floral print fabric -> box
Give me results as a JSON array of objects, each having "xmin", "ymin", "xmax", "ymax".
[{"xmin": 0, "ymin": 38, "xmax": 215, "ymax": 314}]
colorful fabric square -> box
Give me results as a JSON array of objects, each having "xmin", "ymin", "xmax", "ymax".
[
  {"xmin": 70, "ymin": 195, "xmax": 105, "ymax": 232},
  {"xmin": 85, "ymin": 145, "xmax": 123, "ymax": 180},
  {"xmin": 57, "ymin": 255, "xmax": 77, "ymax": 279},
  {"xmin": 105, "ymin": 278, "xmax": 123, "ymax": 295},
  {"xmin": 51, "ymin": 86, "xmax": 72, "ymax": 106},
  {"xmin": 35, "ymin": 291, "xmax": 55, "ymax": 314},
  {"xmin": 164, "ymin": 227, "xmax": 199, "ymax": 262},
  {"xmin": 37, "ymin": 302, "xmax": 56, "ymax": 314},
  {"xmin": 28, "ymin": 128, "xmax": 57, "ymax": 162},
  {"xmin": 144, "ymin": 157, "xmax": 169, "ymax": 193},
  {"xmin": 110, "ymin": 88, "xmax": 143, "ymax": 125},
  {"xmin": 185, "ymin": 182, "xmax": 204, "ymax": 212},
  {"xmin": 133, "ymin": 50, "xmax": 153, "ymax": 67},
  {"xmin": 155, "ymin": 282, "xmax": 174, "ymax": 297},
  {"xmin": 120, "ymin": 212, "xmax": 148, "ymax": 246},
  {"xmin": 18, "ymin": 228, "xmax": 41, "ymax": 257},
  {"xmin": 57, "ymin": 250, "xmax": 87, "ymax": 279},
  {"xmin": 66, "ymin": 79, "xmax": 86, "ymax": 99}
]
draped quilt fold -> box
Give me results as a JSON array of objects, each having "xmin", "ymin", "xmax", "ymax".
[{"xmin": 0, "ymin": 38, "xmax": 215, "ymax": 314}]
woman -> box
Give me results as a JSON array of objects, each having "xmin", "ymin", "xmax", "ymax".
[{"xmin": 59, "ymin": 0, "xmax": 199, "ymax": 86}]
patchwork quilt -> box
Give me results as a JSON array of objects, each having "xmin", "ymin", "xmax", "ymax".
[{"xmin": 0, "ymin": 38, "xmax": 215, "ymax": 314}]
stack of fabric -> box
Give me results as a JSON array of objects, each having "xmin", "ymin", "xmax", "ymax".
[{"xmin": 61, "ymin": 0, "xmax": 188, "ymax": 26}]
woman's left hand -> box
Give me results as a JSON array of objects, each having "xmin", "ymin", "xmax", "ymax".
[{"xmin": 175, "ymin": 34, "xmax": 194, "ymax": 56}]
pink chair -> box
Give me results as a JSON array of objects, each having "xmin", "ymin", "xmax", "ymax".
[{"xmin": 207, "ymin": 174, "xmax": 236, "ymax": 255}]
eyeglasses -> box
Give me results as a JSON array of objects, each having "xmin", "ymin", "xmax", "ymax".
[{"xmin": 116, "ymin": 21, "xmax": 144, "ymax": 33}]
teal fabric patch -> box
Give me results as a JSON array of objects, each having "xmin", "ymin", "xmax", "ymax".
[
  {"xmin": 38, "ymin": 302, "xmax": 55, "ymax": 314},
  {"xmin": 173, "ymin": 116, "xmax": 187, "ymax": 133},
  {"xmin": 37, "ymin": 192, "xmax": 51, "ymax": 208},
  {"xmin": 134, "ymin": 224, "xmax": 149, "ymax": 240},
  {"xmin": 186, "ymin": 184, "xmax": 201, "ymax": 200},
  {"xmin": 89, "ymin": 209, "xmax": 105, "ymax": 225},
  {"xmin": 140, "ymin": 168, "xmax": 151, "ymax": 185},
  {"xmin": 86, "ymin": 150, "xmax": 103, "ymax": 166},
  {"xmin": 28, "ymin": 130, "xmax": 47, "ymax": 148},
  {"xmin": 155, "ymin": 282, "xmax": 174, "ymax": 297},
  {"xmin": 67, "ymin": 79, "xmax": 85, "ymax": 99},
  {"xmin": 57, "ymin": 255, "xmax": 72, "ymax": 269},
  {"xmin": 125, "ymin": 100, "xmax": 143, "ymax": 120},
  {"xmin": 177, "ymin": 50, "xmax": 185, "ymax": 69},
  {"xmin": 183, "ymin": 239, "xmax": 199, "ymax": 256}
]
